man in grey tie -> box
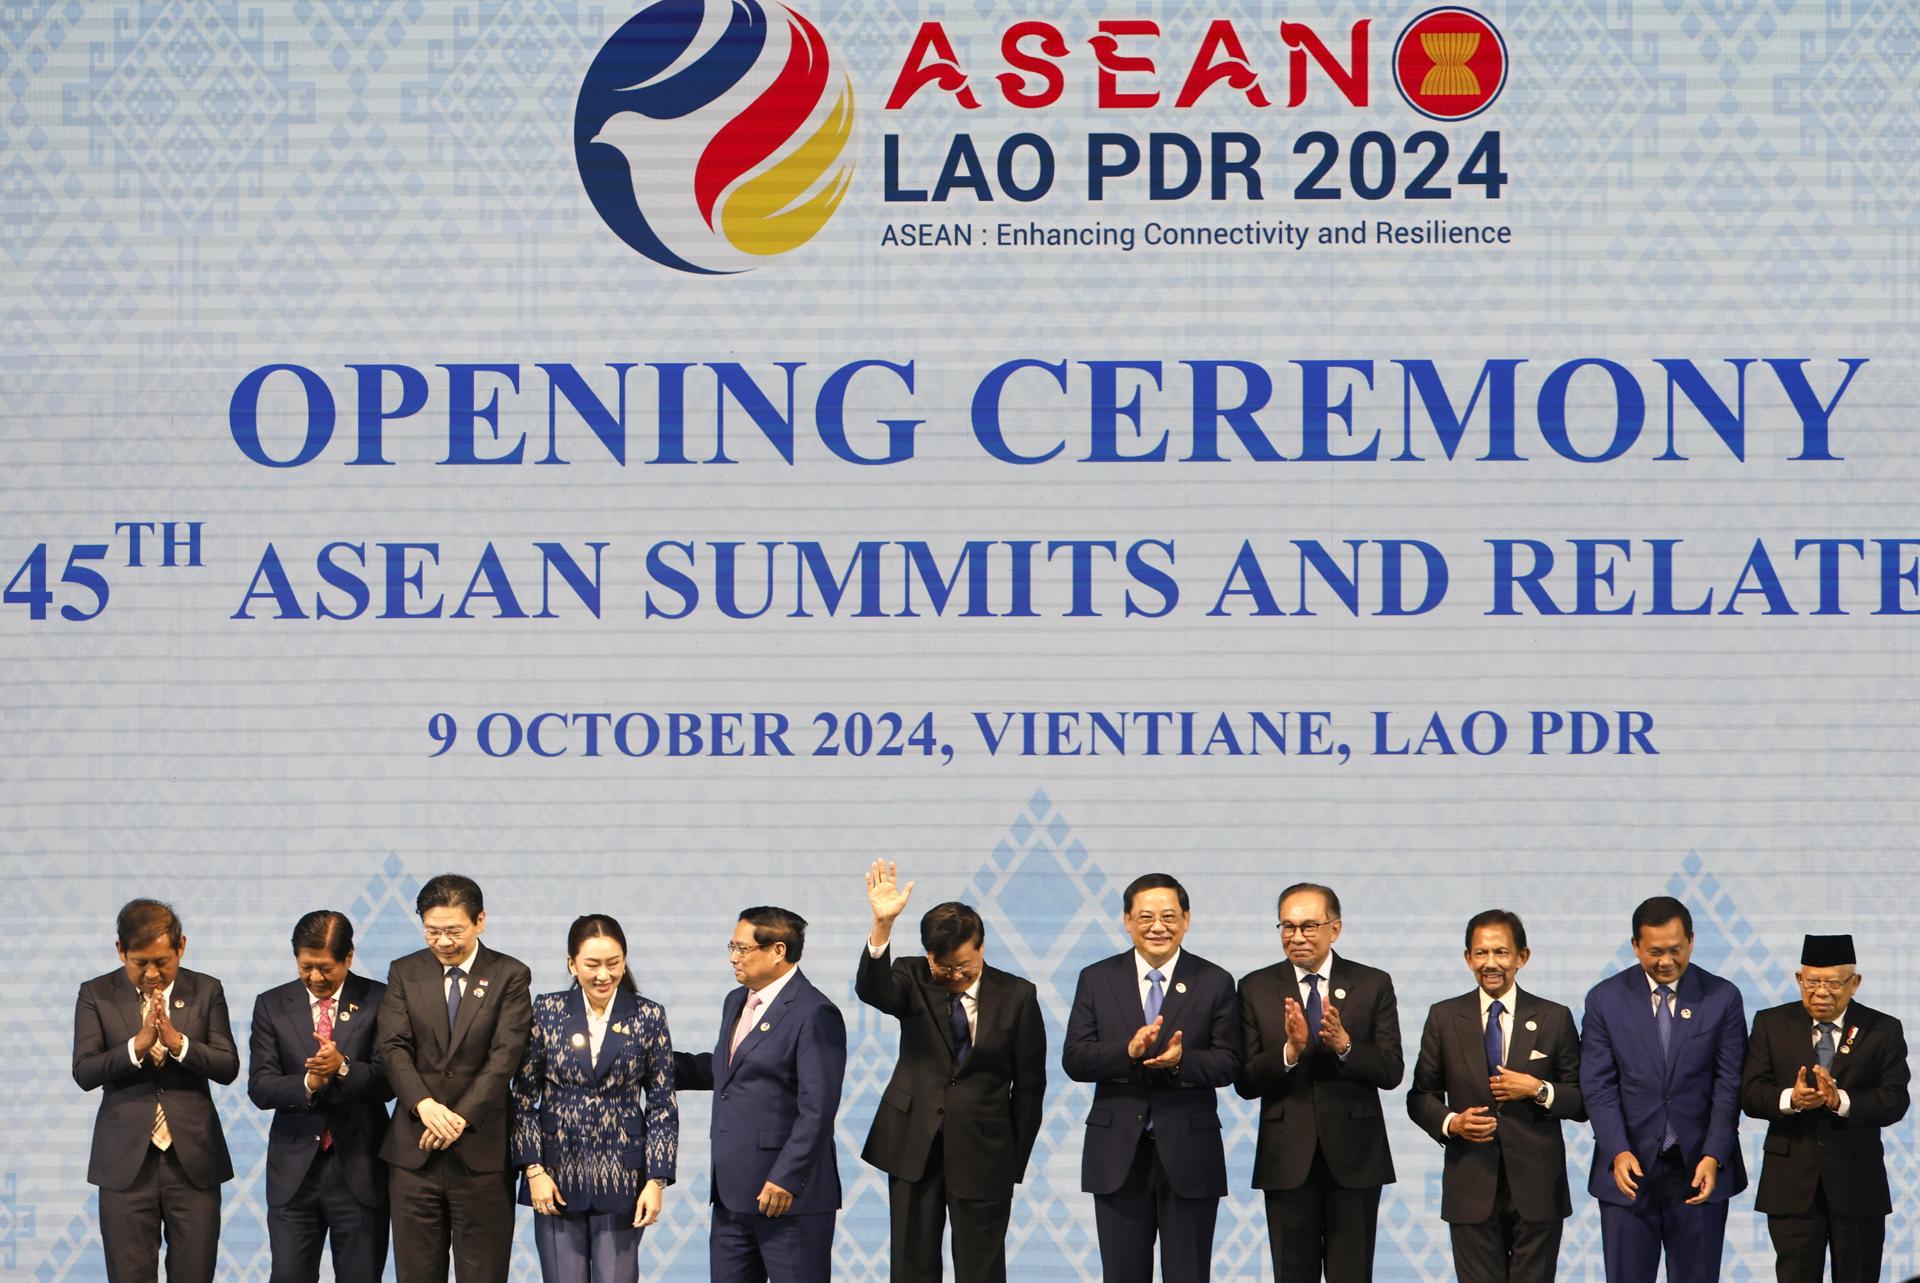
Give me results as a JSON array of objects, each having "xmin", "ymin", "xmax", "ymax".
[{"xmin": 1740, "ymin": 934, "xmax": 1910, "ymax": 1283}]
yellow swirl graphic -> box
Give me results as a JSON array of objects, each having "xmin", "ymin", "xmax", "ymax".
[
  {"xmin": 720, "ymin": 77, "xmax": 855, "ymax": 257},
  {"xmin": 1419, "ymin": 31, "xmax": 1480, "ymax": 97}
]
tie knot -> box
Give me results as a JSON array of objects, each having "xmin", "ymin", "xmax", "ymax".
[
  {"xmin": 746, "ymin": 992, "xmax": 761, "ymax": 1011},
  {"xmin": 1306, "ymin": 973, "xmax": 1322, "ymax": 991},
  {"xmin": 1820, "ymin": 1021, "xmax": 1837, "ymax": 1035},
  {"xmin": 1487, "ymin": 999, "xmax": 1504, "ymax": 1017},
  {"xmin": 449, "ymin": 966, "xmax": 464, "ymax": 981},
  {"xmin": 1656, "ymin": 984, "xmax": 1673, "ymax": 999},
  {"xmin": 319, "ymin": 996, "xmax": 335, "ymax": 1011},
  {"xmin": 1148, "ymin": 969, "xmax": 1164, "ymax": 985}
]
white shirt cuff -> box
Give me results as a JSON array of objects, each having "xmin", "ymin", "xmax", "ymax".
[
  {"xmin": 1283, "ymin": 1045, "xmax": 1299, "ymax": 1070},
  {"xmin": 1836, "ymin": 1088, "xmax": 1851, "ymax": 1117},
  {"xmin": 1779, "ymin": 1087, "xmax": 1797, "ymax": 1113},
  {"xmin": 171, "ymin": 1034, "xmax": 188, "ymax": 1061},
  {"xmin": 1540, "ymin": 1083, "xmax": 1555, "ymax": 1110},
  {"xmin": 1441, "ymin": 1110, "xmax": 1457, "ymax": 1137},
  {"xmin": 128, "ymin": 1037, "xmax": 142, "ymax": 1067},
  {"xmin": 867, "ymin": 941, "xmax": 887, "ymax": 959}
]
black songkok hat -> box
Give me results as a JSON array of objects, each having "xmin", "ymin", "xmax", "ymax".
[{"xmin": 1800, "ymin": 934, "xmax": 1856, "ymax": 967}]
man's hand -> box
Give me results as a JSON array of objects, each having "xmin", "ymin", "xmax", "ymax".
[
  {"xmin": 1790, "ymin": 1066, "xmax": 1825, "ymax": 1112},
  {"xmin": 1611, "ymin": 1150, "xmax": 1643, "ymax": 1200},
  {"xmin": 1684, "ymin": 1155, "xmax": 1718, "ymax": 1205},
  {"xmin": 1319, "ymin": 1001, "xmax": 1351, "ymax": 1056},
  {"xmin": 866, "ymin": 859, "xmax": 915, "ymax": 947},
  {"xmin": 1283, "ymin": 997, "xmax": 1310, "ymax": 1060},
  {"xmin": 1488, "ymin": 1068, "xmax": 1543, "ymax": 1102},
  {"xmin": 134, "ymin": 992, "xmax": 162, "ymax": 1058},
  {"xmin": 306, "ymin": 1037, "xmax": 345, "ymax": 1076},
  {"xmin": 633, "ymin": 1179, "xmax": 664, "ymax": 1229},
  {"xmin": 1127, "ymin": 1016, "xmax": 1165, "ymax": 1061},
  {"xmin": 416, "ymin": 1098, "xmax": 467, "ymax": 1146},
  {"xmin": 154, "ymin": 1000, "xmax": 185, "ymax": 1057},
  {"xmin": 1143, "ymin": 1030, "xmax": 1184, "ymax": 1071},
  {"xmin": 1450, "ymin": 1106, "xmax": 1498, "ymax": 1142},
  {"xmin": 1814, "ymin": 1064, "xmax": 1843, "ymax": 1112},
  {"xmin": 756, "ymin": 1180, "xmax": 793, "ymax": 1217}
]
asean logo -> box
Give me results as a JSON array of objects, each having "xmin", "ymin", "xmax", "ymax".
[
  {"xmin": 1392, "ymin": 6, "xmax": 1508, "ymax": 122},
  {"xmin": 576, "ymin": 0, "xmax": 855, "ymax": 274}
]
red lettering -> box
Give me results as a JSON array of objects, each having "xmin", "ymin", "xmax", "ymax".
[
  {"xmin": 1091, "ymin": 20, "xmax": 1160, "ymax": 109},
  {"xmin": 1280, "ymin": 19, "xmax": 1370, "ymax": 108},
  {"xmin": 996, "ymin": 21, "xmax": 1068, "ymax": 108},
  {"xmin": 887, "ymin": 22, "xmax": 980, "ymax": 110},
  {"xmin": 1175, "ymin": 20, "xmax": 1271, "ymax": 108}
]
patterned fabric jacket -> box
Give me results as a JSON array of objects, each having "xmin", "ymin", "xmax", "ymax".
[{"xmin": 511, "ymin": 986, "xmax": 678, "ymax": 1214}]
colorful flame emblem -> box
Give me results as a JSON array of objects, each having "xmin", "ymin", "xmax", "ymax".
[{"xmin": 576, "ymin": 0, "xmax": 855, "ymax": 274}]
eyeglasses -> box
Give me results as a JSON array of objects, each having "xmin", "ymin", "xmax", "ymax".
[
  {"xmin": 1798, "ymin": 977, "xmax": 1854, "ymax": 993},
  {"xmin": 1277, "ymin": 919, "xmax": 1339, "ymax": 937},
  {"xmin": 726, "ymin": 941, "xmax": 771, "ymax": 958},
  {"xmin": 1130, "ymin": 912, "xmax": 1186, "ymax": 928},
  {"xmin": 422, "ymin": 926, "xmax": 469, "ymax": 942},
  {"xmin": 928, "ymin": 960, "xmax": 977, "ymax": 978}
]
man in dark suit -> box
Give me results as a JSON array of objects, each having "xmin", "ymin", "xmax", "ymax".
[
  {"xmin": 856, "ymin": 862, "xmax": 1047, "ymax": 1283},
  {"xmin": 248, "ymin": 909, "xmax": 394, "ymax": 1283},
  {"xmin": 1063, "ymin": 872, "xmax": 1241, "ymax": 1283},
  {"xmin": 1581, "ymin": 895, "xmax": 1748, "ymax": 1283},
  {"xmin": 1237, "ymin": 881, "xmax": 1402, "ymax": 1283},
  {"xmin": 72, "ymin": 898, "xmax": 240, "ymax": 1283},
  {"xmin": 1407, "ymin": 909, "xmax": 1585, "ymax": 1283},
  {"xmin": 674, "ymin": 905, "xmax": 848, "ymax": 1283},
  {"xmin": 1741, "ymin": 933, "xmax": 1910, "ymax": 1283},
  {"xmin": 376, "ymin": 872, "xmax": 534, "ymax": 1283}
]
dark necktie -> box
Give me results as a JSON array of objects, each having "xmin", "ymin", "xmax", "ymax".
[
  {"xmin": 1816, "ymin": 1022, "xmax": 1837, "ymax": 1070},
  {"xmin": 1484, "ymin": 998, "xmax": 1506, "ymax": 1074},
  {"xmin": 1304, "ymin": 973, "xmax": 1324, "ymax": 1048},
  {"xmin": 950, "ymin": 994, "xmax": 971, "ymax": 1066},
  {"xmin": 1655, "ymin": 984, "xmax": 1677, "ymax": 1148},
  {"xmin": 446, "ymin": 966, "xmax": 465, "ymax": 1035}
]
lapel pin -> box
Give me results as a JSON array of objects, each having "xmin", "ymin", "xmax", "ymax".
[
  {"xmin": 570, "ymin": 1033, "xmax": 587, "ymax": 1049},
  {"xmin": 1680, "ymin": 1008, "xmax": 1692, "ymax": 1020},
  {"xmin": 1334, "ymin": 988, "xmax": 1346, "ymax": 1001},
  {"xmin": 1525, "ymin": 1019, "xmax": 1537, "ymax": 1031},
  {"xmin": 174, "ymin": 1000, "xmax": 186, "ymax": 1009},
  {"xmin": 1175, "ymin": 982, "xmax": 1187, "ymax": 994},
  {"xmin": 339, "ymin": 1010, "xmax": 352, "ymax": 1022},
  {"xmin": 760, "ymin": 1022, "xmax": 771, "ymax": 1032}
]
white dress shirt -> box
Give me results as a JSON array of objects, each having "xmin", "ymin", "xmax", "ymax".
[
  {"xmin": 586, "ymin": 998, "xmax": 613, "ymax": 1062},
  {"xmin": 1136, "ymin": 948, "xmax": 1181, "ymax": 1015},
  {"xmin": 125, "ymin": 980, "xmax": 189, "ymax": 1066},
  {"xmin": 1778, "ymin": 1005, "xmax": 1853, "ymax": 1117}
]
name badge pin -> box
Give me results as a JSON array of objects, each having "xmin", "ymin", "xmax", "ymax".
[
  {"xmin": 1525, "ymin": 1019, "xmax": 1537, "ymax": 1031},
  {"xmin": 174, "ymin": 1000, "xmax": 185, "ymax": 1009},
  {"xmin": 1174, "ymin": 982, "xmax": 1187, "ymax": 994},
  {"xmin": 760, "ymin": 1022, "xmax": 771, "ymax": 1032},
  {"xmin": 570, "ymin": 1033, "xmax": 587, "ymax": 1049},
  {"xmin": 1680, "ymin": 1008, "xmax": 1693, "ymax": 1020},
  {"xmin": 1333, "ymin": 988, "xmax": 1346, "ymax": 1001},
  {"xmin": 339, "ymin": 1010, "xmax": 351, "ymax": 1022}
]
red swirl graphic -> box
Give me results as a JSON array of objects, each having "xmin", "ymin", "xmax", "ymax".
[{"xmin": 695, "ymin": 7, "xmax": 830, "ymax": 228}]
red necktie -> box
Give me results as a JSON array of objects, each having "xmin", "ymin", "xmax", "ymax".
[{"xmin": 316, "ymin": 997, "xmax": 335, "ymax": 1150}]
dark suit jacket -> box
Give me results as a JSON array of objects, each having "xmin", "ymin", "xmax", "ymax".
[
  {"xmin": 72, "ymin": 967, "xmax": 240, "ymax": 1191},
  {"xmin": 673, "ymin": 969, "xmax": 847, "ymax": 1217},
  {"xmin": 1236, "ymin": 953, "xmax": 1403, "ymax": 1191},
  {"xmin": 1580, "ymin": 963, "xmax": 1748, "ymax": 1205},
  {"xmin": 377, "ymin": 943, "xmax": 534, "ymax": 1173},
  {"xmin": 1740, "ymin": 999, "xmax": 1910, "ymax": 1216},
  {"xmin": 247, "ymin": 974, "xmax": 393, "ymax": 1207},
  {"xmin": 1406, "ymin": 989, "xmax": 1586, "ymax": 1224},
  {"xmin": 1063, "ymin": 949, "xmax": 1240, "ymax": 1199},
  {"xmin": 856, "ymin": 945, "xmax": 1048, "ymax": 1202},
  {"xmin": 511, "ymin": 986, "xmax": 679, "ymax": 1214}
]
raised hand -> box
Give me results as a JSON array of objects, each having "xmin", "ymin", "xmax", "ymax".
[
  {"xmin": 1319, "ymin": 1000, "xmax": 1351, "ymax": 1056},
  {"xmin": 1813, "ymin": 1064, "xmax": 1842, "ymax": 1112},
  {"xmin": 1283, "ymin": 997, "xmax": 1310, "ymax": 1059},
  {"xmin": 866, "ymin": 859, "xmax": 915, "ymax": 925}
]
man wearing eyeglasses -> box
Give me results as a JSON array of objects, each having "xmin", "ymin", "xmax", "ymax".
[
  {"xmin": 674, "ymin": 905, "xmax": 847, "ymax": 1283},
  {"xmin": 1237, "ymin": 882, "xmax": 1403, "ymax": 1283},
  {"xmin": 1740, "ymin": 934, "xmax": 1910, "ymax": 1283},
  {"xmin": 376, "ymin": 873, "xmax": 533, "ymax": 1283},
  {"xmin": 1063, "ymin": 873, "xmax": 1241, "ymax": 1283},
  {"xmin": 856, "ymin": 861, "xmax": 1047, "ymax": 1283}
]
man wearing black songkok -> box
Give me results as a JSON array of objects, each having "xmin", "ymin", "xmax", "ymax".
[{"xmin": 1739, "ymin": 934, "xmax": 1910, "ymax": 1283}]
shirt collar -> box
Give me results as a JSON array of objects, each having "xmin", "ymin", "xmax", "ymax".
[
  {"xmin": 442, "ymin": 942, "xmax": 480, "ymax": 975},
  {"xmin": 1821, "ymin": 1006, "xmax": 1850, "ymax": 1031},
  {"xmin": 1136, "ymin": 948, "xmax": 1181, "ymax": 985},
  {"xmin": 1478, "ymin": 985, "xmax": 1519, "ymax": 1017},
  {"xmin": 1643, "ymin": 968, "xmax": 1683, "ymax": 994},
  {"xmin": 746, "ymin": 965, "xmax": 798, "ymax": 1008},
  {"xmin": 1293, "ymin": 958, "xmax": 1332, "ymax": 985}
]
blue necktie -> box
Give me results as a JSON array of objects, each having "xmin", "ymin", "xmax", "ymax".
[
  {"xmin": 1816, "ymin": 1022, "xmax": 1837, "ymax": 1070},
  {"xmin": 1484, "ymin": 999, "xmax": 1506, "ymax": 1075},
  {"xmin": 1305, "ymin": 973, "xmax": 1323, "ymax": 1048},
  {"xmin": 949, "ymin": 995, "xmax": 971, "ymax": 1067},
  {"xmin": 446, "ymin": 966, "xmax": 465, "ymax": 1036},
  {"xmin": 1145, "ymin": 969, "xmax": 1165, "ymax": 1025},
  {"xmin": 1655, "ymin": 984, "xmax": 1677, "ymax": 1149}
]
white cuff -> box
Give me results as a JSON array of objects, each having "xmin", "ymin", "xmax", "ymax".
[
  {"xmin": 867, "ymin": 942, "xmax": 887, "ymax": 959},
  {"xmin": 1540, "ymin": 1083, "xmax": 1555, "ymax": 1110},
  {"xmin": 128, "ymin": 1037, "xmax": 142, "ymax": 1067},
  {"xmin": 1779, "ymin": 1087, "xmax": 1797, "ymax": 1114},
  {"xmin": 171, "ymin": 1034, "xmax": 189, "ymax": 1061},
  {"xmin": 1441, "ymin": 1110, "xmax": 1457, "ymax": 1138},
  {"xmin": 1836, "ymin": 1088, "xmax": 1851, "ymax": 1118}
]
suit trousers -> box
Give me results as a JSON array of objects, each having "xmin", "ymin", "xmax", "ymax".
[
  {"xmin": 268, "ymin": 1147, "xmax": 389, "ymax": 1283},
  {"xmin": 889, "ymin": 1131, "xmax": 1013, "ymax": 1283},
  {"xmin": 1093, "ymin": 1133, "xmax": 1219, "ymax": 1283},
  {"xmin": 1766, "ymin": 1182, "xmax": 1885, "ymax": 1283},
  {"xmin": 389, "ymin": 1151, "xmax": 516, "ymax": 1283},
  {"xmin": 98, "ymin": 1144, "xmax": 222, "ymax": 1283},
  {"xmin": 1448, "ymin": 1164, "xmax": 1563, "ymax": 1283},
  {"xmin": 1264, "ymin": 1147, "xmax": 1381, "ymax": 1283},
  {"xmin": 533, "ymin": 1207, "xmax": 643, "ymax": 1283},
  {"xmin": 1598, "ymin": 1149, "xmax": 1727, "ymax": 1283},
  {"xmin": 711, "ymin": 1202, "xmax": 836, "ymax": 1283}
]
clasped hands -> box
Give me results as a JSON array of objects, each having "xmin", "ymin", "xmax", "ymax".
[
  {"xmin": 303, "ymin": 1037, "xmax": 345, "ymax": 1093},
  {"xmin": 134, "ymin": 989, "xmax": 184, "ymax": 1063},
  {"xmin": 1791, "ymin": 1064, "xmax": 1842, "ymax": 1112},
  {"xmin": 1127, "ymin": 1015, "xmax": 1184, "ymax": 1070},
  {"xmin": 1448, "ymin": 1066, "xmax": 1546, "ymax": 1144},
  {"xmin": 415, "ymin": 1098, "xmax": 469, "ymax": 1151},
  {"xmin": 1282, "ymin": 995, "xmax": 1351, "ymax": 1057}
]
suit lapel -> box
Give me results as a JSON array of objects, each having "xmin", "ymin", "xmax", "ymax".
[
  {"xmin": 447, "ymin": 945, "xmax": 495, "ymax": 1056},
  {"xmin": 1504, "ymin": 991, "xmax": 1540, "ymax": 1068},
  {"xmin": 593, "ymin": 989, "xmax": 636, "ymax": 1083},
  {"xmin": 1660, "ymin": 967, "xmax": 1705, "ymax": 1083},
  {"xmin": 1828, "ymin": 1007, "xmax": 1864, "ymax": 1084},
  {"xmin": 1108, "ymin": 954, "xmax": 1147, "ymax": 1031},
  {"xmin": 334, "ymin": 974, "xmax": 371, "ymax": 1052},
  {"xmin": 1618, "ymin": 969, "xmax": 1667, "ymax": 1079},
  {"xmin": 560, "ymin": 986, "xmax": 594, "ymax": 1081},
  {"xmin": 729, "ymin": 974, "xmax": 800, "ymax": 1073},
  {"xmin": 1152, "ymin": 954, "xmax": 1192, "ymax": 1035},
  {"xmin": 1454, "ymin": 995, "xmax": 1491, "ymax": 1077},
  {"xmin": 715, "ymin": 986, "xmax": 748, "ymax": 1087}
]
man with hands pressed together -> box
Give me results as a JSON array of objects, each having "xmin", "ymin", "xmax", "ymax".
[
  {"xmin": 1581, "ymin": 896, "xmax": 1746, "ymax": 1283},
  {"xmin": 249, "ymin": 910, "xmax": 393, "ymax": 1283},
  {"xmin": 857, "ymin": 861, "xmax": 1047, "ymax": 1283},
  {"xmin": 1063, "ymin": 873, "xmax": 1240, "ymax": 1283},
  {"xmin": 1237, "ymin": 883, "xmax": 1403, "ymax": 1283},
  {"xmin": 1741, "ymin": 934, "xmax": 1909, "ymax": 1283},
  {"xmin": 1407, "ymin": 910, "xmax": 1584, "ymax": 1283},
  {"xmin": 377, "ymin": 873, "xmax": 534, "ymax": 1283},
  {"xmin": 73, "ymin": 898, "xmax": 241, "ymax": 1283}
]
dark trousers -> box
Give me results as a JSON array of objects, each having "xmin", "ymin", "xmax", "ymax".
[
  {"xmin": 389, "ymin": 1152, "xmax": 516, "ymax": 1283},
  {"xmin": 1448, "ymin": 1166, "xmax": 1563, "ymax": 1283},
  {"xmin": 889, "ymin": 1132, "xmax": 1012, "ymax": 1283},
  {"xmin": 1093, "ymin": 1133, "xmax": 1219, "ymax": 1283},
  {"xmin": 711, "ymin": 1202, "xmax": 836, "ymax": 1283},
  {"xmin": 269, "ymin": 1147, "xmax": 389, "ymax": 1283},
  {"xmin": 98, "ymin": 1145, "xmax": 221, "ymax": 1283},
  {"xmin": 533, "ymin": 1207, "xmax": 643, "ymax": 1283},
  {"xmin": 1767, "ymin": 1182, "xmax": 1885, "ymax": 1283},
  {"xmin": 1265, "ymin": 1147, "xmax": 1381, "ymax": 1283},
  {"xmin": 1598, "ymin": 1150, "xmax": 1727, "ymax": 1283}
]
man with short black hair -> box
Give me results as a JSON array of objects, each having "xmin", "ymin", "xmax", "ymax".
[
  {"xmin": 1582, "ymin": 896, "xmax": 1747, "ymax": 1283},
  {"xmin": 1064, "ymin": 872, "xmax": 1240, "ymax": 1283},
  {"xmin": 377, "ymin": 873, "xmax": 534, "ymax": 1283},
  {"xmin": 249, "ymin": 910, "xmax": 393, "ymax": 1283},
  {"xmin": 857, "ymin": 860, "xmax": 1047, "ymax": 1282},
  {"xmin": 73, "ymin": 898, "xmax": 240, "ymax": 1283},
  {"xmin": 1741, "ymin": 933, "xmax": 1909, "ymax": 1283}
]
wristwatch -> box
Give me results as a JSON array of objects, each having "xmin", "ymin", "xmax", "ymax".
[
  {"xmin": 1532, "ymin": 1082, "xmax": 1550, "ymax": 1106},
  {"xmin": 336, "ymin": 1056, "xmax": 351, "ymax": 1079}
]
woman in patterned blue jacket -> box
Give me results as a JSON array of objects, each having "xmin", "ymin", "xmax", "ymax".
[{"xmin": 513, "ymin": 914, "xmax": 678, "ymax": 1282}]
